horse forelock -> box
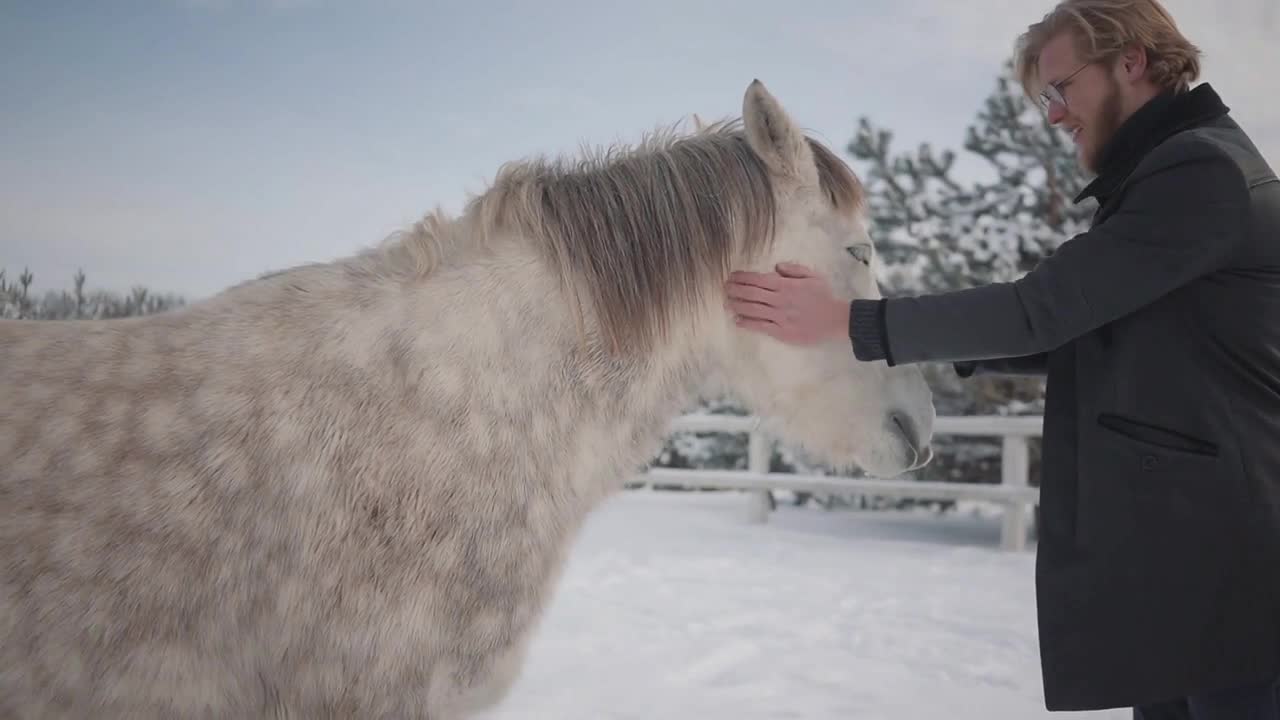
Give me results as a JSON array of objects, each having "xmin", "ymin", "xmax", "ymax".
[{"xmin": 382, "ymin": 117, "xmax": 864, "ymax": 356}]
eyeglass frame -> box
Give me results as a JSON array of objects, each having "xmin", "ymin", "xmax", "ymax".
[{"xmin": 1038, "ymin": 63, "xmax": 1089, "ymax": 110}]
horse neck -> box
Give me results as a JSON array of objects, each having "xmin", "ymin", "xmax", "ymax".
[
  {"xmin": 377, "ymin": 230, "xmax": 724, "ymax": 503},
  {"xmin": 550, "ymin": 333, "xmax": 719, "ymax": 508}
]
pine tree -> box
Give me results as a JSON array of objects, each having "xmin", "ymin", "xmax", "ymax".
[
  {"xmin": 844, "ymin": 59, "xmax": 1096, "ymax": 488},
  {"xmin": 848, "ymin": 59, "xmax": 1096, "ymax": 297}
]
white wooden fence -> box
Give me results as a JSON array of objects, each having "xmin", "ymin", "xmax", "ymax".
[{"xmin": 634, "ymin": 413, "xmax": 1044, "ymax": 551}]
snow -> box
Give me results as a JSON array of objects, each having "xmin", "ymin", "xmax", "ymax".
[{"xmin": 479, "ymin": 490, "xmax": 1129, "ymax": 720}]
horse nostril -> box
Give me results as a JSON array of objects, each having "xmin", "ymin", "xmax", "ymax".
[
  {"xmin": 890, "ymin": 409, "xmax": 921, "ymax": 466},
  {"xmin": 890, "ymin": 412, "xmax": 934, "ymax": 469},
  {"xmin": 890, "ymin": 411, "xmax": 918, "ymax": 451}
]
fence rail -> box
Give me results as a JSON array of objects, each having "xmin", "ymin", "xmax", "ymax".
[{"xmin": 634, "ymin": 413, "xmax": 1044, "ymax": 551}]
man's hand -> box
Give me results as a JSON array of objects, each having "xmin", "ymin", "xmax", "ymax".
[{"xmin": 725, "ymin": 262, "xmax": 850, "ymax": 345}]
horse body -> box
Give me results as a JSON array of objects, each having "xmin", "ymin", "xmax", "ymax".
[{"xmin": 0, "ymin": 81, "xmax": 935, "ymax": 718}]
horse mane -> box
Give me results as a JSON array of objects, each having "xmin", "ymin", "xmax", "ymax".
[{"xmin": 376, "ymin": 117, "xmax": 864, "ymax": 355}]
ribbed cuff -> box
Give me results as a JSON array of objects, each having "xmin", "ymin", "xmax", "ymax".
[{"xmin": 848, "ymin": 299, "xmax": 893, "ymax": 365}]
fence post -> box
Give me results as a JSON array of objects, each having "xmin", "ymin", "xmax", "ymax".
[
  {"xmin": 744, "ymin": 427, "xmax": 772, "ymax": 523},
  {"xmin": 1000, "ymin": 434, "xmax": 1031, "ymax": 551}
]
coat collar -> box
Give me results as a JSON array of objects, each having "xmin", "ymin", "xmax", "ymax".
[{"xmin": 1074, "ymin": 83, "xmax": 1230, "ymax": 204}]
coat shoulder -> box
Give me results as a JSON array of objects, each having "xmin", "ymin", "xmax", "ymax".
[
  {"xmin": 1140, "ymin": 127, "xmax": 1242, "ymax": 174},
  {"xmin": 1126, "ymin": 127, "xmax": 1253, "ymax": 209},
  {"xmin": 1151, "ymin": 122, "xmax": 1273, "ymax": 189}
]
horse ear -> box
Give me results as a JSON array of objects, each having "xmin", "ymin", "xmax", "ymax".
[{"xmin": 742, "ymin": 79, "xmax": 815, "ymax": 181}]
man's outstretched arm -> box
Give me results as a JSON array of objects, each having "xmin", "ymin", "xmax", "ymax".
[{"xmin": 728, "ymin": 135, "xmax": 1250, "ymax": 367}]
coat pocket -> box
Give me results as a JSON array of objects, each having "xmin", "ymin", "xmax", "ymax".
[
  {"xmin": 1077, "ymin": 413, "xmax": 1226, "ymax": 554},
  {"xmin": 1096, "ymin": 413, "xmax": 1218, "ymax": 458}
]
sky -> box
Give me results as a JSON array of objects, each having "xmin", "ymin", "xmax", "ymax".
[{"xmin": 2, "ymin": 0, "xmax": 1277, "ymax": 299}]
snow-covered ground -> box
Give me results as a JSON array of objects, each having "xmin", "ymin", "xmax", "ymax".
[{"xmin": 479, "ymin": 489, "xmax": 1130, "ymax": 720}]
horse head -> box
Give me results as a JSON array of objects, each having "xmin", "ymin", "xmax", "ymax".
[{"xmin": 713, "ymin": 80, "xmax": 936, "ymax": 479}]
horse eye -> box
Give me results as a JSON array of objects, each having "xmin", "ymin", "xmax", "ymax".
[{"xmin": 845, "ymin": 244, "xmax": 871, "ymax": 265}]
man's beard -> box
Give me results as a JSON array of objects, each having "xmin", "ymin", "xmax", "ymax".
[{"xmin": 1082, "ymin": 77, "xmax": 1126, "ymax": 174}]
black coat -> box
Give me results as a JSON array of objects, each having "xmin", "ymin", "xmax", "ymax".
[{"xmin": 848, "ymin": 83, "xmax": 1280, "ymax": 710}]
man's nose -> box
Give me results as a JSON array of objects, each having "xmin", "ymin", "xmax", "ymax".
[{"xmin": 1046, "ymin": 101, "xmax": 1067, "ymax": 125}]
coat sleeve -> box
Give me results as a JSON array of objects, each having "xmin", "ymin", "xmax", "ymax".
[{"xmin": 848, "ymin": 134, "xmax": 1252, "ymax": 367}]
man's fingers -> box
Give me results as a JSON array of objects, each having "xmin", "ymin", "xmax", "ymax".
[
  {"xmin": 727, "ymin": 270, "xmax": 781, "ymax": 290},
  {"xmin": 725, "ymin": 283, "xmax": 779, "ymax": 305},
  {"xmin": 775, "ymin": 262, "xmax": 815, "ymax": 278},
  {"xmin": 733, "ymin": 315, "xmax": 781, "ymax": 337},
  {"xmin": 727, "ymin": 297, "xmax": 781, "ymax": 322}
]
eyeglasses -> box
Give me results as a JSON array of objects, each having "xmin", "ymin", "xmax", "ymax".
[{"xmin": 1038, "ymin": 63, "xmax": 1089, "ymax": 110}]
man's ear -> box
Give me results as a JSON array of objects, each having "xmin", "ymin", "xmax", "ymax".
[{"xmin": 1117, "ymin": 44, "xmax": 1148, "ymax": 82}]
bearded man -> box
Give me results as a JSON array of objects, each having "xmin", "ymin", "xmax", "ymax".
[{"xmin": 726, "ymin": 1, "xmax": 1280, "ymax": 717}]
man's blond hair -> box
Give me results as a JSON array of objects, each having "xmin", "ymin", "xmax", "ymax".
[{"xmin": 1014, "ymin": 0, "xmax": 1202, "ymax": 100}]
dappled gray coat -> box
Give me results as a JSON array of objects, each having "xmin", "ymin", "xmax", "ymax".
[{"xmin": 848, "ymin": 83, "xmax": 1280, "ymax": 711}]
